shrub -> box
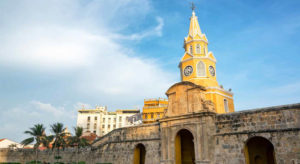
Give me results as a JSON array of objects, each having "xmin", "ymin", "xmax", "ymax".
[{"xmin": 26, "ymin": 161, "xmax": 42, "ymax": 164}]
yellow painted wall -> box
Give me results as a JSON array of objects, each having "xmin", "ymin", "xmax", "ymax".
[
  {"xmin": 175, "ymin": 130, "xmax": 195, "ymax": 164},
  {"xmin": 205, "ymin": 88, "xmax": 234, "ymax": 113},
  {"xmin": 133, "ymin": 147, "xmax": 140, "ymax": 164},
  {"xmin": 142, "ymin": 98, "xmax": 168, "ymax": 123},
  {"xmin": 142, "ymin": 11, "xmax": 235, "ymax": 118},
  {"xmin": 179, "ymin": 11, "xmax": 235, "ymax": 113},
  {"xmin": 180, "ymin": 57, "xmax": 218, "ymax": 87},
  {"xmin": 175, "ymin": 134, "xmax": 181, "ymax": 164},
  {"xmin": 133, "ymin": 144, "xmax": 146, "ymax": 164}
]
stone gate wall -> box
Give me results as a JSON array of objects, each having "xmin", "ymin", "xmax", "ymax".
[
  {"xmin": 0, "ymin": 123, "xmax": 161, "ymax": 164},
  {"xmin": 93, "ymin": 123, "xmax": 161, "ymax": 164},
  {"xmin": 1, "ymin": 104, "xmax": 300, "ymax": 164},
  {"xmin": 213, "ymin": 103, "xmax": 300, "ymax": 164}
]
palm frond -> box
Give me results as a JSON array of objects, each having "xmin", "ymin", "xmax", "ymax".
[
  {"xmin": 24, "ymin": 130, "xmax": 34, "ymax": 135},
  {"xmin": 74, "ymin": 126, "xmax": 83, "ymax": 137},
  {"xmin": 22, "ymin": 124, "xmax": 46, "ymax": 149},
  {"xmin": 21, "ymin": 137, "xmax": 34, "ymax": 146}
]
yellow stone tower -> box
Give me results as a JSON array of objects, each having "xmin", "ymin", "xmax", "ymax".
[{"xmin": 179, "ymin": 9, "xmax": 235, "ymax": 113}]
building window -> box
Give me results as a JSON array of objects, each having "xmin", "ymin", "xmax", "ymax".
[
  {"xmin": 102, "ymin": 131, "xmax": 105, "ymax": 134},
  {"xmin": 197, "ymin": 61, "xmax": 205, "ymax": 77},
  {"xmin": 87, "ymin": 123, "xmax": 90, "ymax": 129},
  {"xmin": 189, "ymin": 45, "xmax": 193, "ymax": 54},
  {"xmin": 203, "ymin": 47, "xmax": 206, "ymax": 54},
  {"xmin": 151, "ymin": 113, "xmax": 154, "ymax": 119},
  {"xmin": 94, "ymin": 123, "xmax": 97, "ymax": 129},
  {"xmin": 114, "ymin": 118, "xmax": 116, "ymax": 123},
  {"xmin": 224, "ymin": 99, "xmax": 229, "ymax": 113},
  {"xmin": 103, "ymin": 118, "xmax": 105, "ymax": 122},
  {"xmin": 108, "ymin": 125, "xmax": 111, "ymax": 129},
  {"xmin": 196, "ymin": 44, "xmax": 201, "ymax": 54},
  {"xmin": 113, "ymin": 124, "xmax": 116, "ymax": 129},
  {"xmin": 119, "ymin": 116, "xmax": 122, "ymax": 122},
  {"xmin": 95, "ymin": 116, "xmax": 97, "ymax": 120},
  {"xmin": 93, "ymin": 130, "xmax": 96, "ymax": 133},
  {"xmin": 108, "ymin": 118, "xmax": 111, "ymax": 122},
  {"xmin": 119, "ymin": 123, "xmax": 122, "ymax": 128},
  {"xmin": 102, "ymin": 125, "xmax": 105, "ymax": 128},
  {"xmin": 87, "ymin": 116, "xmax": 90, "ymax": 121}
]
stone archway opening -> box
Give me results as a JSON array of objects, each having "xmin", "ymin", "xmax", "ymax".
[
  {"xmin": 175, "ymin": 129, "xmax": 195, "ymax": 164},
  {"xmin": 245, "ymin": 136, "xmax": 276, "ymax": 164},
  {"xmin": 133, "ymin": 143, "xmax": 146, "ymax": 164}
]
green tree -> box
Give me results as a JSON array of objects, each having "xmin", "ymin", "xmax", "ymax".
[
  {"xmin": 41, "ymin": 135, "xmax": 53, "ymax": 149},
  {"xmin": 41, "ymin": 135, "xmax": 54, "ymax": 159},
  {"xmin": 50, "ymin": 122, "xmax": 67, "ymax": 162},
  {"xmin": 68, "ymin": 127, "xmax": 90, "ymax": 163},
  {"xmin": 21, "ymin": 124, "xmax": 46, "ymax": 164}
]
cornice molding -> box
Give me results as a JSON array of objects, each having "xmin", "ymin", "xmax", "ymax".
[
  {"xmin": 206, "ymin": 87, "xmax": 233, "ymax": 95},
  {"xmin": 185, "ymin": 38, "xmax": 208, "ymax": 44},
  {"xmin": 180, "ymin": 55, "xmax": 217, "ymax": 64},
  {"xmin": 205, "ymin": 91, "xmax": 233, "ymax": 99}
]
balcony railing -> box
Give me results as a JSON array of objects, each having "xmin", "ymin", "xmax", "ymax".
[
  {"xmin": 143, "ymin": 105, "xmax": 168, "ymax": 109},
  {"xmin": 144, "ymin": 98, "xmax": 168, "ymax": 102}
]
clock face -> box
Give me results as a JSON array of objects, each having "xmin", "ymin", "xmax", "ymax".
[
  {"xmin": 184, "ymin": 66, "xmax": 193, "ymax": 76},
  {"xmin": 209, "ymin": 66, "xmax": 215, "ymax": 76}
]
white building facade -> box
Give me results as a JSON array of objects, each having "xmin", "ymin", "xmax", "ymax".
[
  {"xmin": 0, "ymin": 139, "xmax": 30, "ymax": 149},
  {"xmin": 76, "ymin": 106, "xmax": 140, "ymax": 136}
]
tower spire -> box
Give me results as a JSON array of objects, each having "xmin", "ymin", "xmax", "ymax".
[
  {"xmin": 191, "ymin": 2, "xmax": 196, "ymax": 12},
  {"xmin": 188, "ymin": 3, "xmax": 202, "ymax": 38}
]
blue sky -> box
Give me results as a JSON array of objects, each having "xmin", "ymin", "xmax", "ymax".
[{"xmin": 0, "ymin": 0, "xmax": 300, "ymax": 142}]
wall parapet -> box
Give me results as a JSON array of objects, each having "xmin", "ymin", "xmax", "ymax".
[
  {"xmin": 215, "ymin": 103, "xmax": 300, "ymax": 135},
  {"xmin": 219, "ymin": 103, "xmax": 300, "ymax": 116},
  {"xmin": 93, "ymin": 123, "xmax": 160, "ymax": 147}
]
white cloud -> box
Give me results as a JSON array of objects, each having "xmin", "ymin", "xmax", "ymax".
[
  {"xmin": 0, "ymin": 0, "xmax": 176, "ymax": 141},
  {"xmin": 0, "ymin": 0, "xmax": 176, "ymax": 101},
  {"xmin": 31, "ymin": 101, "xmax": 65, "ymax": 117},
  {"xmin": 111, "ymin": 17, "xmax": 164, "ymax": 40},
  {"xmin": 0, "ymin": 101, "xmax": 79, "ymax": 142}
]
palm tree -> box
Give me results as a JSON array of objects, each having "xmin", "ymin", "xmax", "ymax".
[
  {"xmin": 68, "ymin": 126, "xmax": 89, "ymax": 163},
  {"xmin": 21, "ymin": 124, "xmax": 46, "ymax": 164},
  {"xmin": 50, "ymin": 122, "xmax": 67, "ymax": 162},
  {"xmin": 41, "ymin": 135, "xmax": 54, "ymax": 159},
  {"xmin": 41, "ymin": 135, "xmax": 53, "ymax": 149}
]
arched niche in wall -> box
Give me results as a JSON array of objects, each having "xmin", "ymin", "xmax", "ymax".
[
  {"xmin": 133, "ymin": 143, "xmax": 146, "ymax": 164},
  {"xmin": 244, "ymin": 136, "xmax": 276, "ymax": 164},
  {"xmin": 175, "ymin": 129, "xmax": 195, "ymax": 164}
]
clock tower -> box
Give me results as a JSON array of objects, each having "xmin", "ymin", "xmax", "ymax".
[{"xmin": 179, "ymin": 9, "xmax": 235, "ymax": 113}]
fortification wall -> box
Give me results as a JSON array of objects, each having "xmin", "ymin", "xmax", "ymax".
[
  {"xmin": 93, "ymin": 123, "xmax": 161, "ymax": 164},
  {"xmin": 213, "ymin": 103, "xmax": 300, "ymax": 164},
  {"xmin": 2, "ymin": 104, "xmax": 300, "ymax": 164},
  {"xmin": 0, "ymin": 123, "xmax": 161, "ymax": 164},
  {"xmin": 0, "ymin": 147, "xmax": 96, "ymax": 163}
]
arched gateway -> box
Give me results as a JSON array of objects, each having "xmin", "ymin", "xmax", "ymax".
[
  {"xmin": 175, "ymin": 129, "xmax": 195, "ymax": 164},
  {"xmin": 133, "ymin": 144, "xmax": 146, "ymax": 164},
  {"xmin": 245, "ymin": 136, "xmax": 276, "ymax": 164}
]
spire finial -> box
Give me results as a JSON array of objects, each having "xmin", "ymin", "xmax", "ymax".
[{"xmin": 191, "ymin": 2, "xmax": 196, "ymax": 11}]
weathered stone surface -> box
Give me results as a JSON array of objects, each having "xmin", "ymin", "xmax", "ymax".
[
  {"xmin": 213, "ymin": 104, "xmax": 300, "ymax": 164},
  {"xmin": 0, "ymin": 123, "xmax": 161, "ymax": 164},
  {"xmin": 1, "ymin": 82, "xmax": 300, "ymax": 164}
]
